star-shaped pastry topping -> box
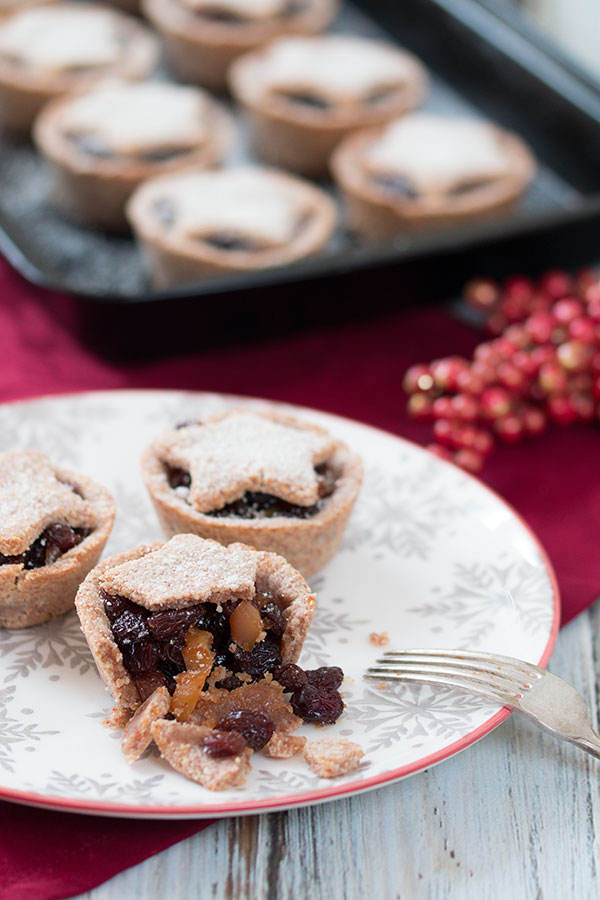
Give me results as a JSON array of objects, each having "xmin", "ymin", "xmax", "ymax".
[
  {"xmin": 0, "ymin": 450, "xmax": 97, "ymax": 555},
  {"xmin": 157, "ymin": 409, "xmax": 336, "ymax": 512},
  {"xmin": 99, "ymin": 534, "xmax": 258, "ymax": 610}
]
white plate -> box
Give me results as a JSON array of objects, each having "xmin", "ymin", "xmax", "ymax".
[{"xmin": 0, "ymin": 390, "xmax": 559, "ymax": 818}]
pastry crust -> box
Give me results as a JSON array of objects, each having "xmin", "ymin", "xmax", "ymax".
[
  {"xmin": 126, "ymin": 166, "xmax": 337, "ymax": 287},
  {"xmin": 141, "ymin": 409, "xmax": 363, "ymax": 578},
  {"xmin": 34, "ymin": 83, "xmax": 234, "ymax": 231},
  {"xmin": 0, "ymin": 3, "xmax": 159, "ymax": 132},
  {"xmin": 230, "ymin": 35, "xmax": 427, "ymax": 176},
  {"xmin": 142, "ymin": 0, "xmax": 338, "ymax": 91},
  {"xmin": 0, "ymin": 461, "xmax": 116, "ymax": 629},
  {"xmin": 75, "ymin": 536, "xmax": 316, "ymax": 717},
  {"xmin": 331, "ymin": 116, "xmax": 536, "ymax": 237}
]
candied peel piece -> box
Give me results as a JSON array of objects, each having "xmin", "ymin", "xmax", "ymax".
[
  {"xmin": 229, "ymin": 599, "xmax": 264, "ymax": 651},
  {"xmin": 121, "ymin": 686, "xmax": 170, "ymax": 764},
  {"xmin": 304, "ymin": 738, "xmax": 364, "ymax": 778},
  {"xmin": 190, "ymin": 678, "xmax": 302, "ymax": 735},
  {"xmin": 170, "ymin": 627, "xmax": 215, "ymax": 721},
  {"xmin": 151, "ymin": 720, "xmax": 252, "ymax": 790}
]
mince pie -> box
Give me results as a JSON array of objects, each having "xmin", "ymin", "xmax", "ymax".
[
  {"xmin": 126, "ymin": 166, "xmax": 336, "ymax": 286},
  {"xmin": 76, "ymin": 533, "xmax": 356, "ymax": 790},
  {"xmin": 0, "ymin": 3, "xmax": 159, "ymax": 132},
  {"xmin": 331, "ymin": 112, "xmax": 536, "ymax": 237},
  {"xmin": 142, "ymin": 0, "xmax": 338, "ymax": 91},
  {"xmin": 34, "ymin": 82, "xmax": 234, "ymax": 231},
  {"xmin": 0, "ymin": 450, "xmax": 115, "ymax": 628},
  {"xmin": 230, "ymin": 34, "xmax": 427, "ymax": 176},
  {"xmin": 140, "ymin": 408, "xmax": 363, "ymax": 577}
]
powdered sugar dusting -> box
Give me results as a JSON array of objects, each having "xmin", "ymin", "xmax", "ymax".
[
  {"xmin": 99, "ymin": 534, "xmax": 258, "ymax": 609},
  {"xmin": 364, "ymin": 113, "xmax": 512, "ymax": 195},
  {"xmin": 0, "ymin": 450, "xmax": 98, "ymax": 555},
  {"xmin": 156, "ymin": 409, "xmax": 335, "ymax": 511}
]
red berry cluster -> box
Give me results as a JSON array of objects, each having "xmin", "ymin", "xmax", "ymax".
[{"xmin": 404, "ymin": 268, "xmax": 600, "ymax": 473}]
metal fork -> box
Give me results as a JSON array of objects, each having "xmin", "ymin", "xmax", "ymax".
[{"xmin": 365, "ymin": 648, "xmax": 600, "ymax": 760}]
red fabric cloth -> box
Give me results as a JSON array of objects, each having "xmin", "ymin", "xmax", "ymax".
[{"xmin": 0, "ymin": 258, "xmax": 598, "ymax": 899}]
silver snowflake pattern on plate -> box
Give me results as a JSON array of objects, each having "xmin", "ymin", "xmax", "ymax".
[
  {"xmin": 46, "ymin": 771, "xmax": 167, "ymax": 803},
  {"xmin": 344, "ymin": 456, "xmax": 480, "ymax": 560},
  {"xmin": 0, "ymin": 684, "xmax": 58, "ymax": 772},
  {"xmin": 408, "ymin": 555, "xmax": 553, "ymax": 645},
  {"xmin": 0, "ymin": 612, "xmax": 93, "ymax": 683},
  {"xmin": 346, "ymin": 683, "xmax": 499, "ymax": 753}
]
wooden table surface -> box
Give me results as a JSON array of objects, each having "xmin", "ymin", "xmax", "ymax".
[{"xmin": 78, "ymin": 604, "xmax": 600, "ymax": 900}]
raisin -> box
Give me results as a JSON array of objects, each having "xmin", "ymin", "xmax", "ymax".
[
  {"xmin": 231, "ymin": 639, "xmax": 281, "ymax": 681},
  {"xmin": 44, "ymin": 523, "xmax": 81, "ymax": 553},
  {"xmin": 166, "ymin": 466, "xmax": 191, "ymax": 489},
  {"xmin": 158, "ymin": 641, "xmax": 186, "ymax": 677},
  {"xmin": 112, "ymin": 610, "xmax": 150, "ymax": 646},
  {"xmin": 103, "ymin": 592, "xmax": 136, "ymax": 624},
  {"xmin": 261, "ymin": 602, "xmax": 285, "ymax": 638},
  {"xmin": 134, "ymin": 671, "xmax": 168, "ymax": 702},
  {"xmin": 274, "ymin": 663, "xmax": 308, "ymax": 692},
  {"xmin": 291, "ymin": 684, "xmax": 344, "ymax": 724},
  {"xmin": 148, "ymin": 607, "xmax": 198, "ymax": 640},
  {"xmin": 121, "ymin": 639, "xmax": 160, "ymax": 676},
  {"xmin": 305, "ymin": 666, "xmax": 344, "ymax": 690},
  {"xmin": 203, "ymin": 730, "xmax": 247, "ymax": 758},
  {"xmin": 195, "ymin": 604, "xmax": 229, "ymax": 645},
  {"xmin": 215, "ymin": 674, "xmax": 244, "ymax": 692},
  {"xmin": 216, "ymin": 710, "xmax": 275, "ymax": 751}
]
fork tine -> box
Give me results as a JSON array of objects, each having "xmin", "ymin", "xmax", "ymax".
[
  {"xmin": 372, "ymin": 656, "xmax": 536, "ymax": 689},
  {"xmin": 380, "ymin": 648, "xmax": 543, "ymax": 679},
  {"xmin": 368, "ymin": 663, "xmax": 531, "ymax": 695},
  {"xmin": 364, "ymin": 669, "xmax": 517, "ymax": 706}
]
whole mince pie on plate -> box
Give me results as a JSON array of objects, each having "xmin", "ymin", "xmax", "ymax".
[
  {"xmin": 126, "ymin": 166, "xmax": 337, "ymax": 286},
  {"xmin": 229, "ymin": 34, "xmax": 427, "ymax": 176},
  {"xmin": 142, "ymin": 0, "xmax": 339, "ymax": 91},
  {"xmin": 331, "ymin": 112, "xmax": 536, "ymax": 237},
  {"xmin": 140, "ymin": 408, "xmax": 363, "ymax": 577},
  {"xmin": 34, "ymin": 81, "xmax": 234, "ymax": 230},
  {"xmin": 0, "ymin": 3, "xmax": 159, "ymax": 132},
  {"xmin": 0, "ymin": 450, "xmax": 115, "ymax": 629},
  {"xmin": 76, "ymin": 534, "xmax": 362, "ymax": 789}
]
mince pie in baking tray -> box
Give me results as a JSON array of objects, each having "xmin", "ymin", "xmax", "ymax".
[{"xmin": 0, "ymin": 0, "xmax": 598, "ymax": 344}]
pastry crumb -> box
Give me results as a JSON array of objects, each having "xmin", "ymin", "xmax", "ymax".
[
  {"xmin": 304, "ymin": 737, "xmax": 364, "ymax": 778},
  {"xmin": 369, "ymin": 631, "xmax": 389, "ymax": 646},
  {"xmin": 121, "ymin": 687, "xmax": 170, "ymax": 764},
  {"xmin": 263, "ymin": 733, "xmax": 306, "ymax": 759}
]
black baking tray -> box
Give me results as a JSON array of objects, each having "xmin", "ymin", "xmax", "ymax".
[{"xmin": 1, "ymin": 0, "xmax": 599, "ymax": 357}]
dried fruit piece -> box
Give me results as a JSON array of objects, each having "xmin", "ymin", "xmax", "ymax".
[
  {"xmin": 291, "ymin": 684, "xmax": 344, "ymax": 724},
  {"xmin": 231, "ymin": 638, "xmax": 281, "ymax": 681},
  {"xmin": 274, "ymin": 663, "xmax": 308, "ymax": 692},
  {"xmin": 182, "ymin": 627, "xmax": 214, "ymax": 671},
  {"xmin": 203, "ymin": 730, "xmax": 248, "ymax": 758},
  {"xmin": 230, "ymin": 599, "xmax": 264, "ymax": 651},
  {"xmin": 171, "ymin": 671, "xmax": 209, "ymax": 721},
  {"xmin": 305, "ymin": 666, "xmax": 344, "ymax": 690},
  {"xmin": 216, "ymin": 710, "xmax": 275, "ymax": 751}
]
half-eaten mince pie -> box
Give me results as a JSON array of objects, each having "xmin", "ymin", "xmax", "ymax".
[
  {"xmin": 142, "ymin": 0, "xmax": 338, "ymax": 92},
  {"xmin": 76, "ymin": 534, "xmax": 357, "ymax": 790},
  {"xmin": 126, "ymin": 166, "xmax": 337, "ymax": 286},
  {"xmin": 331, "ymin": 112, "xmax": 536, "ymax": 237},
  {"xmin": 229, "ymin": 34, "xmax": 427, "ymax": 176},
  {"xmin": 34, "ymin": 82, "xmax": 234, "ymax": 231},
  {"xmin": 0, "ymin": 450, "xmax": 115, "ymax": 629},
  {"xmin": 140, "ymin": 408, "xmax": 363, "ymax": 577},
  {"xmin": 0, "ymin": 3, "xmax": 159, "ymax": 132}
]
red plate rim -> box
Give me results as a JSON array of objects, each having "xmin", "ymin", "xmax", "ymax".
[{"xmin": 0, "ymin": 389, "xmax": 561, "ymax": 819}]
